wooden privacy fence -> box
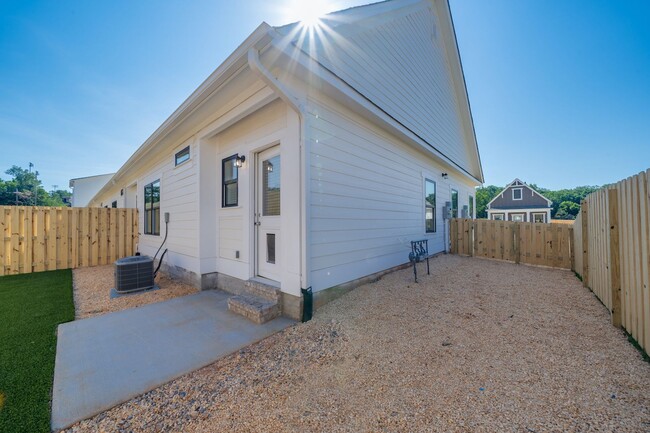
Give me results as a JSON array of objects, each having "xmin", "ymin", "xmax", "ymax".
[
  {"xmin": 573, "ymin": 169, "xmax": 650, "ymax": 352},
  {"xmin": 450, "ymin": 218, "xmax": 574, "ymax": 270},
  {"xmin": 0, "ymin": 206, "xmax": 139, "ymax": 276}
]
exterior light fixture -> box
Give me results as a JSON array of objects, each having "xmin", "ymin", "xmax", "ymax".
[
  {"xmin": 441, "ymin": 172, "xmax": 448, "ymax": 179},
  {"xmin": 235, "ymin": 155, "xmax": 245, "ymax": 168}
]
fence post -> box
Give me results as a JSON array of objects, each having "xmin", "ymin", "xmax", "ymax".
[
  {"xmin": 581, "ymin": 200, "xmax": 589, "ymax": 288},
  {"xmin": 608, "ymin": 188, "xmax": 622, "ymax": 328}
]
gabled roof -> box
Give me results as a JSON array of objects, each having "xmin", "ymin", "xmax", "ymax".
[
  {"xmin": 90, "ymin": 0, "xmax": 482, "ymax": 203},
  {"xmin": 274, "ymin": 0, "xmax": 483, "ymax": 183},
  {"xmin": 487, "ymin": 178, "xmax": 553, "ymax": 209}
]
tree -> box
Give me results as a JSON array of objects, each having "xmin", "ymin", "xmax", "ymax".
[
  {"xmin": 0, "ymin": 165, "xmax": 70, "ymax": 206},
  {"xmin": 554, "ymin": 201, "xmax": 580, "ymax": 220},
  {"xmin": 475, "ymin": 185, "xmax": 502, "ymax": 218}
]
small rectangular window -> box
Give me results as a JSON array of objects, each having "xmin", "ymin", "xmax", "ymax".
[
  {"xmin": 513, "ymin": 188, "xmax": 523, "ymax": 200},
  {"xmin": 493, "ymin": 213, "xmax": 505, "ymax": 221},
  {"xmin": 425, "ymin": 179, "xmax": 436, "ymax": 233},
  {"xmin": 111, "ymin": 200, "xmax": 117, "ymax": 208},
  {"xmin": 175, "ymin": 146, "xmax": 190, "ymax": 166},
  {"xmin": 222, "ymin": 155, "xmax": 238, "ymax": 207},
  {"xmin": 469, "ymin": 195, "xmax": 474, "ymax": 219},
  {"xmin": 144, "ymin": 180, "xmax": 160, "ymax": 235},
  {"xmin": 451, "ymin": 189, "xmax": 458, "ymax": 218}
]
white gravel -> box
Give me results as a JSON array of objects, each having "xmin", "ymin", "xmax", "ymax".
[{"xmin": 64, "ymin": 255, "xmax": 650, "ymax": 432}]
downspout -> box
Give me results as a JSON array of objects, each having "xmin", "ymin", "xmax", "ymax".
[{"xmin": 247, "ymin": 47, "xmax": 312, "ymax": 321}]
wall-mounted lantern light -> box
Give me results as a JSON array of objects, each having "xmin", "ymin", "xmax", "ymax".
[
  {"xmin": 235, "ymin": 155, "xmax": 246, "ymax": 168},
  {"xmin": 441, "ymin": 172, "xmax": 448, "ymax": 179}
]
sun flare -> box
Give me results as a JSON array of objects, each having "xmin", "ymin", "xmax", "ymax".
[{"xmin": 283, "ymin": 0, "xmax": 333, "ymax": 26}]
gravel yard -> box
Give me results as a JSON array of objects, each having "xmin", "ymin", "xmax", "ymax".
[
  {"xmin": 73, "ymin": 265, "xmax": 199, "ymax": 319},
  {"xmin": 65, "ymin": 255, "xmax": 650, "ymax": 432}
]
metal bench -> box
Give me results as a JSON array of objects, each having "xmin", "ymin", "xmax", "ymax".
[{"xmin": 409, "ymin": 239, "xmax": 430, "ymax": 283}]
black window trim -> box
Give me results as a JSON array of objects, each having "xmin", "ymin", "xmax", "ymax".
[
  {"xmin": 144, "ymin": 179, "xmax": 161, "ymax": 236},
  {"xmin": 425, "ymin": 178, "xmax": 436, "ymax": 233},
  {"xmin": 175, "ymin": 146, "xmax": 190, "ymax": 166},
  {"xmin": 222, "ymin": 154, "xmax": 238, "ymax": 208}
]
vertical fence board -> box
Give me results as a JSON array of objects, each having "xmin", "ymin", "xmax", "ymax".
[
  {"xmin": 18, "ymin": 207, "xmax": 26, "ymax": 273},
  {"xmin": 641, "ymin": 170, "xmax": 650, "ymax": 351},
  {"xmin": 47, "ymin": 209, "xmax": 57, "ymax": 270},
  {"xmin": 99, "ymin": 210, "xmax": 108, "ymax": 265},
  {"xmin": 80, "ymin": 208, "xmax": 89, "ymax": 268},
  {"xmin": 10, "ymin": 207, "xmax": 20, "ymax": 274},
  {"xmin": 70, "ymin": 209, "xmax": 78, "ymax": 268},
  {"xmin": 60, "ymin": 209, "xmax": 69, "ymax": 269},
  {"xmin": 89, "ymin": 208, "xmax": 98, "ymax": 267},
  {"xmin": 0, "ymin": 208, "xmax": 6, "ymax": 276},
  {"xmin": 33, "ymin": 209, "xmax": 44, "ymax": 272}
]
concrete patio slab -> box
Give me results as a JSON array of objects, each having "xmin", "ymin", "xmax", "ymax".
[{"xmin": 51, "ymin": 290, "xmax": 295, "ymax": 431}]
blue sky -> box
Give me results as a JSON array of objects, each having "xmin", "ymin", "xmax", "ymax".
[{"xmin": 0, "ymin": 0, "xmax": 648, "ymax": 191}]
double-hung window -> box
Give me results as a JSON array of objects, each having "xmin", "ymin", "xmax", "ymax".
[
  {"xmin": 222, "ymin": 155, "xmax": 238, "ymax": 207},
  {"xmin": 425, "ymin": 179, "xmax": 436, "ymax": 233},
  {"xmin": 144, "ymin": 180, "xmax": 160, "ymax": 235}
]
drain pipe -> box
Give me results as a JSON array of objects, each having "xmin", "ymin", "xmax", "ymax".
[{"xmin": 247, "ymin": 46, "xmax": 312, "ymax": 321}]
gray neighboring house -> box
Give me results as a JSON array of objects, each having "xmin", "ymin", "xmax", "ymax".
[{"xmin": 486, "ymin": 179, "xmax": 552, "ymax": 223}]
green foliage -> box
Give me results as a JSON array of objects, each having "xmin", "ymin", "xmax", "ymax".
[
  {"xmin": 534, "ymin": 185, "xmax": 600, "ymax": 218},
  {"xmin": 475, "ymin": 183, "xmax": 601, "ymax": 219},
  {"xmin": 475, "ymin": 185, "xmax": 501, "ymax": 218},
  {"xmin": 554, "ymin": 201, "xmax": 581, "ymax": 220},
  {"xmin": 0, "ymin": 165, "xmax": 71, "ymax": 206},
  {"xmin": 0, "ymin": 270, "xmax": 75, "ymax": 433}
]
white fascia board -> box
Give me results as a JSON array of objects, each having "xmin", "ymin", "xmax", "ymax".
[
  {"xmin": 90, "ymin": 23, "xmax": 274, "ymax": 204},
  {"xmin": 268, "ymin": 35, "xmax": 481, "ymax": 186}
]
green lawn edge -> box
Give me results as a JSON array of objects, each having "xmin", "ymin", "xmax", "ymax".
[{"xmin": 0, "ymin": 270, "xmax": 75, "ymax": 433}]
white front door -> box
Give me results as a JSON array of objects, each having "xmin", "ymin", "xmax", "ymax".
[{"xmin": 256, "ymin": 145, "xmax": 281, "ymax": 281}]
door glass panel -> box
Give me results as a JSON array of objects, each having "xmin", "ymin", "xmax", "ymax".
[
  {"xmin": 263, "ymin": 155, "xmax": 280, "ymax": 216},
  {"xmin": 266, "ymin": 233, "xmax": 276, "ymax": 264}
]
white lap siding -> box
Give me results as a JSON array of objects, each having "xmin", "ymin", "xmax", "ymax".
[
  {"xmin": 307, "ymin": 97, "xmax": 476, "ymax": 292},
  {"xmin": 93, "ymin": 138, "xmax": 201, "ymax": 280}
]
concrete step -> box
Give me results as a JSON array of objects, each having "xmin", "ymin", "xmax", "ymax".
[
  {"xmin": 244, "ymin": 279, "xmax": 281, "ymax": 302},
  {"xmin": 227, "ymin": 294, "xmax": 280, "ymax": 324}
]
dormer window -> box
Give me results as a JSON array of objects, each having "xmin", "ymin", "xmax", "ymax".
[{"xmin": 512, "ymin": 188, "xmax": 523, "ymax": 200}]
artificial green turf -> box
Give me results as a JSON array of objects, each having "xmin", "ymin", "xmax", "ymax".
[{"xmin": 0, "ymin": 270, "xmax": 75, "ymax": 433}]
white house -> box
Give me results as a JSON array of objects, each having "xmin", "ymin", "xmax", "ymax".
[
  {"xmin": 69, "ymin": 173, "xmax": 115, "ymax": 207},
  {"xmin": 87, "ymin": 0, "xmax": 483, "ymax": 321},
  {"xmin": 486, "ymin": 179, "xmax": 552, "ymax": 223}
]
